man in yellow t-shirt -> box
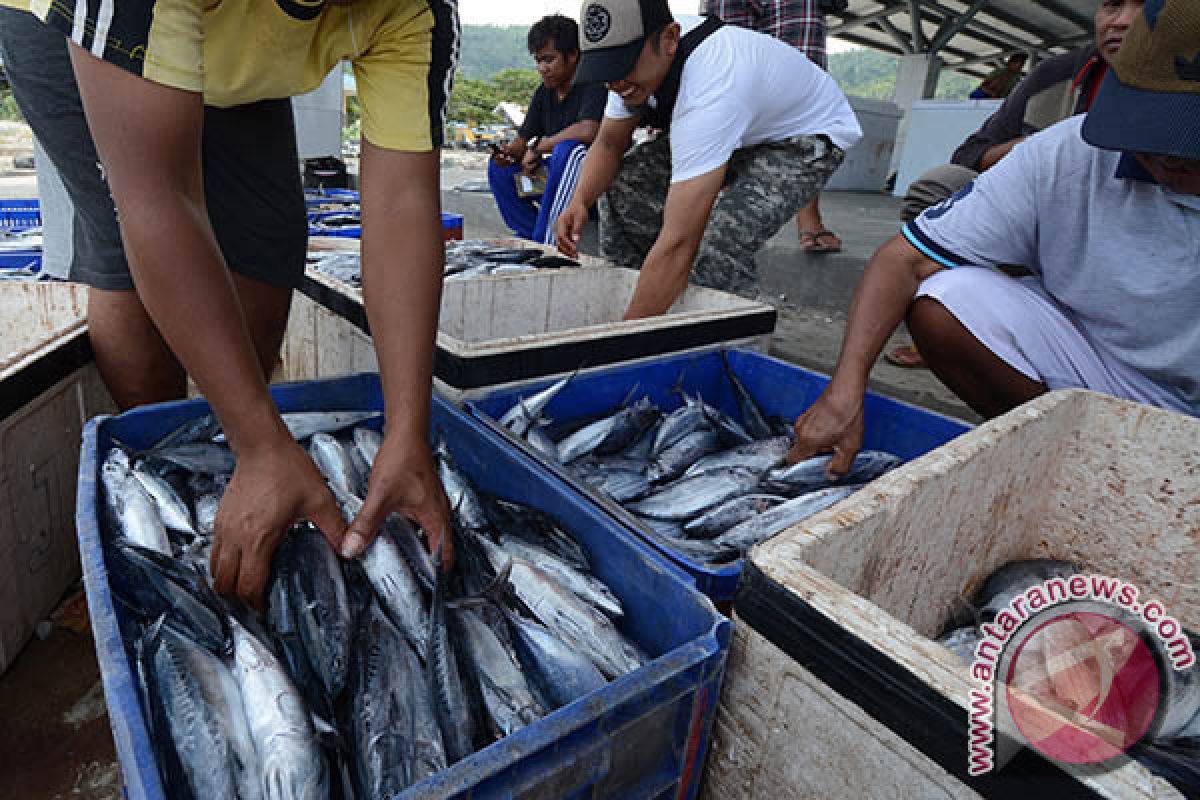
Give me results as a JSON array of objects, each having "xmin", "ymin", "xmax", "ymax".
[{"xmin": 0, "ymin": 0, "xmax": 457, "ymax": 605}]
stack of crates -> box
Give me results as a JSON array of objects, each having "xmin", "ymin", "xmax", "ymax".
[{"xmin": 0, "ymin": 198, "xmax": 43, "ymax": 273}]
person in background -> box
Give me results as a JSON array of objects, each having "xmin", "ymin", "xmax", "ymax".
[
  {"xmin": 556, "ymin": 0, "xmax": 860, "ymax": 318},
  {"xmin": 886, "ymin": 0, "xmax": 1143, "ymax": 368},
  {"xmin": 489, "ymin": 14, "xmax": 607, "ymax": 246},
  {"xmin": 969, "ymin": 52, "xmax": 1028, "ymax": 99},
  {"xmin": 704, "ymin": 0, "xmax": 844, "ymax": 253},
  {"xmin": 789, "ymin": 0, "xmax": 1200, "ymax": 478},
  {"xmin": 0, "ymin": 0, "xmax": 455, "ymax": 606}
]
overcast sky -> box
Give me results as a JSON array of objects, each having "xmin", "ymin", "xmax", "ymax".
[{"xmin": 457, "ymin": 0, "xmax": 856, "ymax": 51}]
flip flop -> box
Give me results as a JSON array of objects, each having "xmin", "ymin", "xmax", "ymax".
[
  {"xmin": 798, "ymin": 229, "xmax": 843, "ymax": 253},
  {"xmin": 884, "ymin": 343, "xmax": 927, "ymax": 369}
]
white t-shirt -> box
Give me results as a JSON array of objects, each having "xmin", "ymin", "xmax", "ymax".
[
  {"xmin": 906, "ymin": 116, "xmax": 1200, "ymax": 414},
  {"xmin": 605, "ymin": 16, "xmax": 862, "ymax": 183}
]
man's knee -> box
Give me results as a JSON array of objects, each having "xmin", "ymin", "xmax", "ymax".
[
  {"xmin": 907, "ymin": 296, "xmax": 966, "ymax": 354},
  {"xmin": 901, "ymin": 165, "xmax": 979, "ymax": 222}
]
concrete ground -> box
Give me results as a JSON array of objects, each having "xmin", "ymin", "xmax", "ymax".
[{"xmin": 0, "ymin": 152, "xmax": 977, "ymax": 799}]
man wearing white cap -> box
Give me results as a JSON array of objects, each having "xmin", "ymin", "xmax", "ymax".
[{"xmin": 555, "ymin": 0, "xmax": 861, "ymax": 318}]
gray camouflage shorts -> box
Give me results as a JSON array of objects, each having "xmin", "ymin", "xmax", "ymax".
[{"xmin": 599, "ymin": 133, "xmax": 844, "ymax": 298}]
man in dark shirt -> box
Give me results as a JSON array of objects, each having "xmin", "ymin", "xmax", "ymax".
[
  {"xmin": 968, "ymin": 53, "xmax": 1027, "ymax": 99},
  {"xmin": 488, "ymin": 14, "xmax": 608, "ymax": 245}
]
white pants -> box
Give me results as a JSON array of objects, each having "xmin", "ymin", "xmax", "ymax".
[{"xmin": 916, "ymin": 267, "xmax": 1192, "ymax": 416}]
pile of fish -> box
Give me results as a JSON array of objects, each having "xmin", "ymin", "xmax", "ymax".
[
  {"xmin": 310, "ymin": 241, "xmax": 582, "ymax": 289},
  {"xmin": 495, "ymin": 362, "xmax": 901, "ymax": 564},
  {"xmin": 100, "ymin": 410, "xmax": 646, "ymax": 799},
  {"xmin": 938, "ymin": 559, "xmax": 1200, "ymax": 792},
  {"xmin": 0, "ymin": 227, "xmax": 44, "ymax": 281}
]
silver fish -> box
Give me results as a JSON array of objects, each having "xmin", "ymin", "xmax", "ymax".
[
  {"xmin": 646, "ymin": 429, "xmax": 723, "ymax": 484},
  {"xmin": 711, "ymin": 485, "xmax": 859, "ymax": 559},
  {"xmin": 556, "ymin": 397, "xmax": 659, "ymax": 464},
  {"xmin": 500, "ymin": 607, "xmax": 606, "ymax": 711},
  {"xmin": 682, "ymin": 494, "xmax": 789, "ymax": 540},
  {"xmin": 579, "ymin": 467, "xmax": 651, "ymax": 504},
  {"xmin": 475, "ymin": 536, "xmax": 645, "ymax": 679},
  {"xmin": 133, "ymin": 463, "xmax": 196, "ymax": 536},
  {"xmin": 360, "ymin": 528, "xmax": 429, "ymax": 659},
  {"xmin": 722, "ymin": 352, "xmax": 774, "ymax": 439},
  {"xmin": 684, "ymin": 394, "xmax": 754, "ymax": 447},
  {"xmin": 214, "ymin": 411, "xmax": 381, "ymax": 444},
  {"xmin": 650, "ymin": 404, "xmax": 710, "ymax": 458},
  {"xmin": 289, "ymin": 526, "xmax": 354, "ymax": 701},
  {"xmin": 976, "ymin": 559, "xmax": 1078, "ymax": 619},
  {"xmin": 117, "ymin": 473, "xmax": 173, "ymax": 555},
  {"xmin": 152, "ymin": 414, "xmax": 221, "ymax": 449},
  {"xmin": 144, "ymin": 621, "xmax": 260, "ymax": 800},
  {"xmin": 456, "ymin": 607, "xmax": 546, "ymax": 738},
  {"xmin": 499, "ymin": 373, "xmax": 574, "ymax": 438},
  {"xmin": 310, "ymin": 433, "xmax": 359, "ymax": 497},
  {"xmin": 683, "ymin": 436, "xmax": 791, "ymax": 479},
  {"xmin": 525, "ymin": 424, "xmax": 561, "ymax": 463},
  {"xmin": 427, "ymin": 565, "xmax": 476, "ymax": 764},
  {"xmin": 194, "ymin": 492, "xmax": 221, "ymax": 538},
  {"xmin": 148, "ymin": 443, "xmax": 237, "ymax": 476},
  {"xmin": 627, "ymin": 467, "xmax": 761, "ymax": 521},
  {"xmin": 353, "ymin": 426, "xmax": 383, "ymax": 469},
  {"xmin": 435, "ymin": 439, "xmax": 490, "ymax": 531},
  {"xmin": 498, "ymin": 535, "xmax": 624, "ymax": 619},
  {"xmin": 228, "ymin": 618, "xmax": 327, "ymax": 800},
  {"xmin": 762, "ymin": 450, "xmax": 902, "ymax": 496}
]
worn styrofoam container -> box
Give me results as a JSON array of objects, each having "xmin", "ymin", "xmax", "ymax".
[
  {"xmin": 465, "ymin": 348, "xmax": 969, "ymax": 604},
  {"xmin": 0, "ymin": 282, "xmax": 113, "ymax": 673},
  {"xmin": 76, "ymin": 373, "xmax": 732, "ymax": 799},
  {"xmin": 825, "ymin": 96, "xmax": 902, "ymax": 192},
  {"xmin": 705, "ymin": 390, "xmax": 1198, "ymax": 799},
  {"xmin": 293, "ymin": 262, "xmax": 776, "ymax": 391}
]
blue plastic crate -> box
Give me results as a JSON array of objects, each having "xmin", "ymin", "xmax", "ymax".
[
  {"xmin": 0, "ymin": 250, "xmax": 42, "ymax": 271},
  {"xmin": 76, "ymin": 373, "xmax": 730, "ymax": 800},
  {"xmin": 465, "ymin": 348, "xmax": 971, "ymax": 604},
  {"xmin": 0, "ymin": 197, "xmax": 39, "ymax": 211},
  {"xmin": 0, "ymin": 208, "xmax": 41, "ymax": 230}
]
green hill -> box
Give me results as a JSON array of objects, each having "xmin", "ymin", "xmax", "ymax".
[{"xmin": 454, "ymin": 24, "xmax": 974, "ymax": 100}]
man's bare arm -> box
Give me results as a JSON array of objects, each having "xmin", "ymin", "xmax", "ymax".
[{"xmin": 537, "ymin": 119, "xmax": 602, "ymax": 151}]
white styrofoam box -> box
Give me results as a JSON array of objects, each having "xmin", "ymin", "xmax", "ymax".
[
  {"xmin": 826, "ymin": 96, "xmax": 903, "ymax": 193},
  {"xmin": 0, "ymin": 283, "xmax": 114, "ymax": 674},
  {"xmin": 705, "ymin": 390, "xmax": 1197, "ymax": 799},
  {"xmin": 892, "ymin": 99, "xmax": 1003, "ymax": 197}
]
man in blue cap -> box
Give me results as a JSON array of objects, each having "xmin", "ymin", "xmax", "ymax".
[{"xmin": 787, "ymin": 0, "xmax": 1200, "ymax": 471}]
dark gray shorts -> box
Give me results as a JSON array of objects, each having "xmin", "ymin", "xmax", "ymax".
[{"xmin": 0, "ymin": 8, "xmax": 307, "ymax": 292}]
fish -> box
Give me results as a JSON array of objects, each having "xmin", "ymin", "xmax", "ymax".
[
  {"xmin": 353, "ymin": 426, "xmax": 383, "ymax": 470},
  {"xmin": 721, "ymin": 352, "xmax": 774, "ymax": 440},
  {"xmin": 147, "ymin": 443, "xmax": 237, "ymax": 476},
  {"xmin": 426, "ymin": 558, "xmax": 476, "ymax": 764},
  {"xmin": 650, "ymin": 404, "xmax": 710, "ymax": 458},
  {"xmin": 435, "ymin": 437, "xmax": 490, "ymax": 531},
  {"xmin": 347, "ymin": 601, "xmax": 446, "ymax": 798},
  {"xmin": 455, "ymin": 606, "xmax": 546, "ymax": 739},
  {"xmin": 288, "ymin": 525, "xmax": 354, "ymax": 702},
  {"xmin": 974, "ymin": 559, "xmax": 1078, "ymax": 619},
  {"xmin": 937, "ymin": 626, "xmax": 983, "ymax": 666},
  {"xmin": 633, "ymin": 514, "xmax": 687, "ymax": 541},
  {"xmin": 152, "ymin": 414, "xmax": 221, "ymax": 449},
  {"xmin": 681, "ymin": 494, "xmax": 789, "ymax": 540},
  {"xmin": 709, "ymin": 485, "xmax": 859, "ymax": 561},
  {"xmin": 646, "ymin": 429, "xmax": 724, "ymax": 484},
  {"xmin": 555, "ymin": 397, "xmax": 660, "ymax": 464},
  {"xmin": 498, "ymin": 604, "xmax": 607, "ymax": 711},
  {"xmin": 310, "ymin": 433, "xmax": 359, "ymax": 497},
  {"xmin": 683, "ymin": 436, "xmax": 791, "ymax": 479},
  {"xmin": 497, "ymin": 534, "xmax": 624, "ymax": 620},
  {"xmin": 194, "ymin": 492, "xmax": 222, "ymax": 537},
  {"xmin": 114, "ymin": 471, "xmax": 173, "ymax": 555},
  {"xmin": 142, "ymin": 619, "xmax": 261, "ymax": 800},
  {"xmin": 386, "ymin": 513, "xmax": 437, "ymax": 594},
  {"xmin": 578, "ymin": 467, "xmax": 652, "ymax": 504},
  {"xmin": 761, "ymin": 450, "xmax": 901, "ymax": 496},
  {"xmin": 133, "ymin": 463, "xmax": 197, "ymax": 537},
  {"xmin": 360, "ymin": 527, "xmax": 429, "ymax": 659},
  {"xmin": 498, "ymin": 373, "xmax": 574, "ymax": 438},
  {"xmin": 106, "ymin": 540, "xmax": 230, "ymax": 657},
  {"xmin": 524, "ymin": 424, "xmax": 561, "ymax": 463},
  {"xmin": 620, "ymin": 425, "xmax": 658, "ymax": 461},
  {"xmin": 474, "ymin": 535, "xmax": 645, "ymax": 679},
  {"xmin": 212, "ymin": 411, "xmax": 381, "ymax": 444},
  {"xmin": 484, "ymin": 498, "xmax": 590, "ymax": 572},
  {"xmin": 627, "ymin": 467, "xmax": 762, "ymax": 522},
  {"xmin": 228, "ymin": 617, "xmax": 328, "ymax": 800}
]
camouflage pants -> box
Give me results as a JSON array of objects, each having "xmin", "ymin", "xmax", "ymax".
[{"xmin": 599, "ymin": 133, "xmax": 844, "ymax": 298}]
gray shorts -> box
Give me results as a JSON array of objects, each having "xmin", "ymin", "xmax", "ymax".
[{"xmin": 0, "ymin": 8, "xmax": 307, "ymax": 292}]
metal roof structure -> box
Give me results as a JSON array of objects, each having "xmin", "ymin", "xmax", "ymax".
[{"xmin": 827, "ymin": 0, "xmax": 1098, "ymax": 86}]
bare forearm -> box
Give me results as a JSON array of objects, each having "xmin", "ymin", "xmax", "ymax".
[
  {"xmin": 119, "ymin": 193, "xmax": 288, "ymax": 448},
  {"xmin": 539, "ymin": 120, "xmax": 600, "ymax": 151},
  {"xmin": 979, "ymin": 137, "xmax": 1022, "ymax": 171},
  {"xmin": 360, "ymin": 145, "xmax": 442, "ymax": 443},
  {"xmin": 829, "ymin": 235, "xmax": 942, "ymax": 395},
  {"xmin": 623, "ymin": 236, "xmax": 698, "ymax": 319}
]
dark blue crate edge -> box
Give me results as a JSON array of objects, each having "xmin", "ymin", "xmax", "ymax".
[{"xmin": 75, "ymin": 377, "xmax": 732, "ymax": 800}]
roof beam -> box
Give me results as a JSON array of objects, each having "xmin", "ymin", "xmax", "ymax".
[
  {"xmin": 908, "ymin": 0, "xmax": 927, "ymax": 50},
  {"xmin": 928, "ymin": 0, "xmax": 989, "ymax": 54},
  {"xmin": 874, "ymin": 17, "xmax": 915, "ymax": 53},
  {"xmin": 828, "ymin": 3, "xmax": 909, "ymax": 37}
]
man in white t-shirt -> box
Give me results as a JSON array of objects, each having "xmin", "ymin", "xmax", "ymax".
[
  {"xmin": 788, "ymin": 0, "xmax": 1200, "ymax": 475},
  {"xmin": 555, "ymin": 0, "xmax": 861, "ymax": 318}
]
